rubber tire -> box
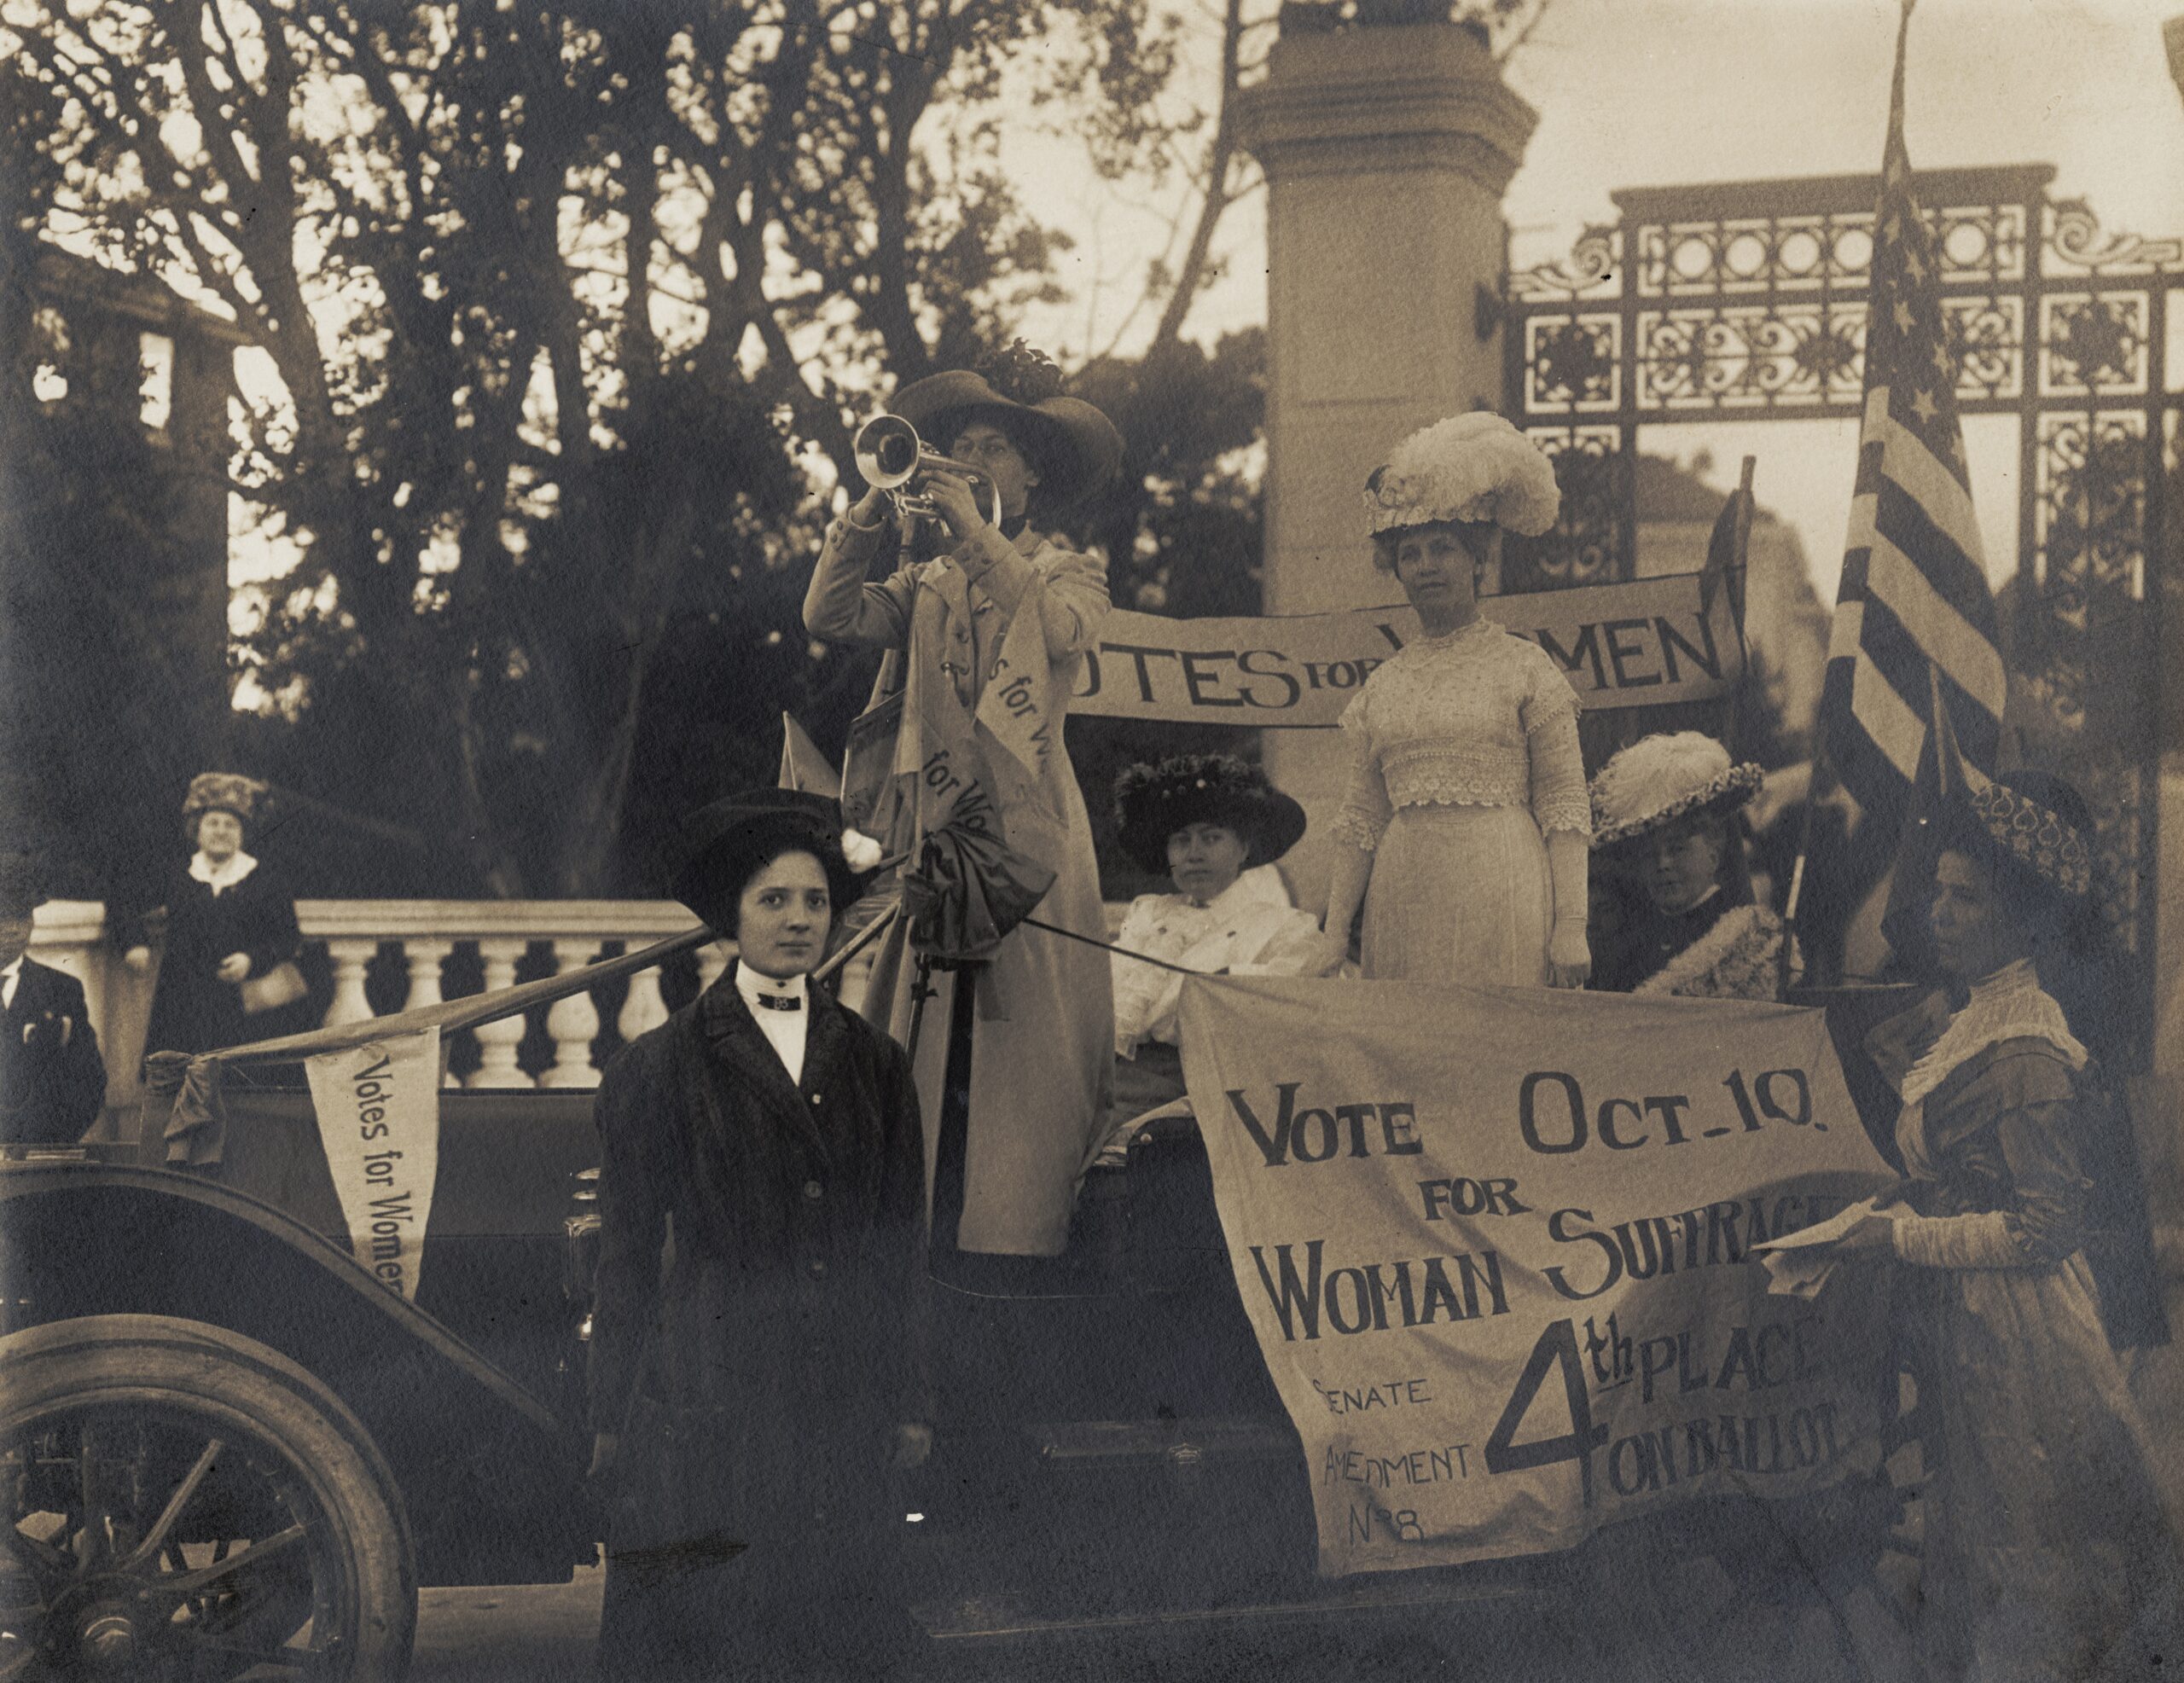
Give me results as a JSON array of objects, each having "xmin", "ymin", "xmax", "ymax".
[{"xmin": 0, "ymin": 1314, "xmax": 418, "ymax": 1682}]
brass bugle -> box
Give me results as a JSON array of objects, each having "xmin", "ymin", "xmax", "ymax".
[{"xmin": 852, "ymin": 415, "xmax": 1001, "ymax": 525}]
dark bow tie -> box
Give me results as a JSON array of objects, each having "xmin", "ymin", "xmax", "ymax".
[{"xmin": 752, "ymin": 993, "xmax": 802, "ymax": 1013}]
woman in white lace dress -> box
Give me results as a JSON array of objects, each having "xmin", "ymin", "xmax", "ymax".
[{"xmin": 1321, "ymin": 415, "xmax": 1592, "ymax": 988}]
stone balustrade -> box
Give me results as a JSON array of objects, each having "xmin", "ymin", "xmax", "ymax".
[{"xmin": 25, "ymin": 900, "xmax": 885, "ymax": 1111}]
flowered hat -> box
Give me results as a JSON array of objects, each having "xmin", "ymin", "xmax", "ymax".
[
  {"xmin": 893, "ymin": 341, "xmax": 1124, "ymax": 514},
  {"xmin": 1944, "ymin": 769, "xmax": 2092, "ymax": 902},
  {"xmin": 1589, "ymin": 733, "xmax": 1764, "ymax": 849},
  {"xmin": 1113, "ymin": 755, "xmax": 1308, "ymax": 876},
  {"xmin": 183, "ymin": 772, "xmax": 267, "ymax": 833},
  {"xmin": 1363, "ymin": 413, "xmax": 1561, "ymax": 539}
]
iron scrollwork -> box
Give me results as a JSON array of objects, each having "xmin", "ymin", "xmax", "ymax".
[{"xmin": 1500, "ymin": 166, "xmax": 2181, "ymax": 1034}]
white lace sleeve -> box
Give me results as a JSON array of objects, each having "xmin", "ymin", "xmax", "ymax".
[
  {"xmin": 1523, "ymin": 658, "xmax": 1593, "ymax": 839},
  {"xmin": 1329, "ymin": 691, "xmax": 1391, "ymax": 853}
]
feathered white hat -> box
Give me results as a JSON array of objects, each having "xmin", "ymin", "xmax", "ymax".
[
  {"xmin": 1589, "ymin": 733, "xmax": 1764, "ymax": 849},
  {"xmin": 1363, "ymin": 413, "xmax": 1561, "ymax": 538}
]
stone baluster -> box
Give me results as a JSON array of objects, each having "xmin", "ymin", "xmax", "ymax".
[
  {"xmin": 541, "ymin": 940, "xmax": 604, "ymax": 1089},
  {"xmin": 695, "ymin": 941, "xmax": 731, "ymax": 995},
  {"xmin": 468, "ymin": 937, "xmax": 533, "ymax": 1088},
  {"xmin": 619, "ymin": 964, "xmax": 669, "ymax": 1044},
  {"xmin": 324, "ymin": 938, "xmax": 380, "ymax": 1027},
  {"xmin": 402, "ymin": 939, "xmax": 456, "ymax": 1088}
]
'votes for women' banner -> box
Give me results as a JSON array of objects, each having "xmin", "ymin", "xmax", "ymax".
[
  {"xmin": 1177, "ymin": 978, "xmax": 1896, "ymax": 1578},
  {"xmin": 1072, "ymin": 570, "xmax": 1740, "ymax": 728},
  {"xmin": 304, "ymin": 1030, "xmax": 444, "ymax": 1302}
]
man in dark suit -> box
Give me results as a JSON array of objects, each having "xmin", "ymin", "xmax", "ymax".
[{"xmin": 0, "ymin": 852, "xmax": 106, "ymax": 1146}]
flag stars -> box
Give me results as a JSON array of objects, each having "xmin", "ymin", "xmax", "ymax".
[
  {"xmin": 1910, "ymin": 388, "xmax": 1938, "ymax": 423},
  {"xmin": 1894, "ymin": 300, "xmax": 1916, "ymax": 334}
]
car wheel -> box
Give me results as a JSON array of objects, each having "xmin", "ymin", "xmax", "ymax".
[{"xmin": 0, "ymin": 1314, "xmax": 416, "ymax": 1681}]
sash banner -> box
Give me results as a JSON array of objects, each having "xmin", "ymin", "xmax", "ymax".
[
  {"xmin": 305, "ymin": 1029, "xmax": 444, "ymax": 1302},
  {"xmin": 1076, "ymin": 570, "xmax": 1741, "ymax": 726},
  {"xmin": 1177, "ymin": 978, "xmax": 1894, "ymax": 1577}
]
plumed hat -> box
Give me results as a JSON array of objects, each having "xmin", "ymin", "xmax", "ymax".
[
  {"xmin": 1363, "ymin": 412, "xmax": 1560, "ymax": 539},
  {"xmin": 183, "ymin": 772, "xmax": 267, "ymax": 825},
  {"xmin": 1113, "ymin": 754, "xmax": 1308, "ymax": 877},
  {"xmin": 1589, "ymin": 733, "xmax": 1764, "ymax": 849},
  {"xmin": 1941, "ymin": 768, "xmax": 2092, "ymax": 903},
  {"xmin": 0, "ymin": 850, "xmax": 46, "ymax": 920},
  {"xmin": 665, "ymin": 787, "xmax": 864, "ymax": 929},
  {"xmin": 893, "ymin": 341, "xmax": 1124, "ymax": 514}
]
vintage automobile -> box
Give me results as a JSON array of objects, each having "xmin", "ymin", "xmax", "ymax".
[{"xmin": 0, "ymin": 978, "xmax": 1918, "ymax": 1681}]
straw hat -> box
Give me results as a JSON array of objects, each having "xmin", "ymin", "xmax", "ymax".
[
  {"xmin": 1589, "ymin": 733, "xmax": 1764, "ymax": 849},
  {"xmin": 1943, "ymin": 769, "xmax": 2093, "ymax": 902}
]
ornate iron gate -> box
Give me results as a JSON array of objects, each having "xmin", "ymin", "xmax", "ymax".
[{"xmin": 1502, "ymin": 165, "xmax": 2181, "ymax": 1053}]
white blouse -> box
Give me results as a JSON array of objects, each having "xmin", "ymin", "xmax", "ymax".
[
  {"xmin": 1331, "ymin": 618, "xmax": 1591, "ymax": 851},
  {"xmin": 1112, "ymin": 868, "xmax": 1333, "ymax": 1057}
]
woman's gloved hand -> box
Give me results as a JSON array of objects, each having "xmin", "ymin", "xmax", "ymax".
[{"xmin": 1546, "ymin": 922, "xmax": 1591, "ymax": 990}]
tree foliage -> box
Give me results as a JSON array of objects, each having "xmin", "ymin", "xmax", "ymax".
[{"xmin": 4, "ymin": 0, "xmax": 1173, "ymax": 896}]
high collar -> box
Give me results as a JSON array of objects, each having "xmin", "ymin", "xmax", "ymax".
[
  {"xmin": 1409, "ymin": 614, "xmax": 1495, "ymax": 648},
  {"xmin": 1174, "ymin": 873, "xmax": 1279, "ymax": 920},
  {"xmin": 1658, "ymin": 884, "xmax": 1724, "ymax": 923},
  {"xmin": 1966, "ymin": 956, "xmax": 2039, "ymax": 1004},
  {"xmin": 0, "ymin": 955, "xmax": 21, "ymax": 985},
  {"xmin": 1899, "ymin": 957, "xmax": 2085, "ymax": 1110},
  {"xmin": 189, "ymin": 850, "xmax": 258, "ymax": 892},
  {"xmin": 735, "ymin": 961, "xmax": 808, "ymax": 1012}
]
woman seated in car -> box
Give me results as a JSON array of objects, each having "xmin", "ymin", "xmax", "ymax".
[{"xmin": 1106, "ymin": 755, "xmax": 1340, "ymax": 1135}]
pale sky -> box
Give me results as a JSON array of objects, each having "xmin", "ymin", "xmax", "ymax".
[{"xmin": 1005, "ymin": 0, "xmax": 2184, "ymax": 601}]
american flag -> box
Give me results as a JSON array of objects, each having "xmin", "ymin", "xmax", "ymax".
[{"xmin": 1818, "ymin": 0, "xmax": 2006, "ymax": 895}]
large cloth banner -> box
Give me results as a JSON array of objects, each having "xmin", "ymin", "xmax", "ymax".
[
  {"xmin": 305, "ymin": 1030, "xmax": 444, "ymax": 1302},
  {"xmin": 1178, "ymin": 978, "xmax": 1895, "ymax": 1578},
  {"xmin": 1076, "ymin": 570, "xmax": 1741, "ymax": 727}
]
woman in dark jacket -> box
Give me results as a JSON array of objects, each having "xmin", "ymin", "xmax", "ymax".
[
  {"xmin": 119, "ymin": 773, "xmax": 304, "ymax": 1059},
  {"xmin": 587, "ymin": 789, "xmax": 930, "ymax": 1683}
]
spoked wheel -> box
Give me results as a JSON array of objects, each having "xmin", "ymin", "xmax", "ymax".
[{"xmin": 0, "ymin": 1316, "xmax": 415, "ymax": 1682}]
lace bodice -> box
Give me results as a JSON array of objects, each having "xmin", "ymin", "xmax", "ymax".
[{"xmin": 1330, "ymin": 618, "xmax": 1592, "ymax": 850}]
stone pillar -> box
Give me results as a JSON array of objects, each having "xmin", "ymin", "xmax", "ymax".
[{"xmin": 1237, "ymin": 19, "xmax": 1534, "ymax": 908}]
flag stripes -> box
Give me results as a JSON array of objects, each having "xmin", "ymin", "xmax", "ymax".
[{"xmin": 1816, "ymin": 0, "xmax": 2006, "ymax": 914}]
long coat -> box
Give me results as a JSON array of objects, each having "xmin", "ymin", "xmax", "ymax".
[
  {"xmin": 588, "ymin": 968, "xmax": 926, "ymax": 1674},
  {"xmin": 120, "ymin": 861, "xmax": 303, "ymax": 1059},
  {"xmin": 0, "ymin": 958, "xmax": 107, "ymax": 1146},
  {"xmin": 804, "ymin": 512, "xmax": 1112, "ymax": 1258}
]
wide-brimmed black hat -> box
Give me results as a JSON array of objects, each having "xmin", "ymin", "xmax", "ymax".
[
  {"xmin": 666, "ymin": 788, "xmax": 863, "ymax": 929},
  {"xmin": 1113, "ymin": 755, "xmax": 1308, "ymax": 877},
  {"xmin": 894, "ymin": 343, "xmax": 1124, "ymax": 514}
]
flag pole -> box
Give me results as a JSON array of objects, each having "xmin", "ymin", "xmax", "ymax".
[
  {"xmin": 1714, "ymin": 456, "xmax": 1757, "ymax": 758},
  {"xmin": 1926, "ymin": 659, "xmax": 1954, "ymax": 800},
  {"xmin": 1776, "ymin": 751, "xmax": 1829, "ymax": 1001}
]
